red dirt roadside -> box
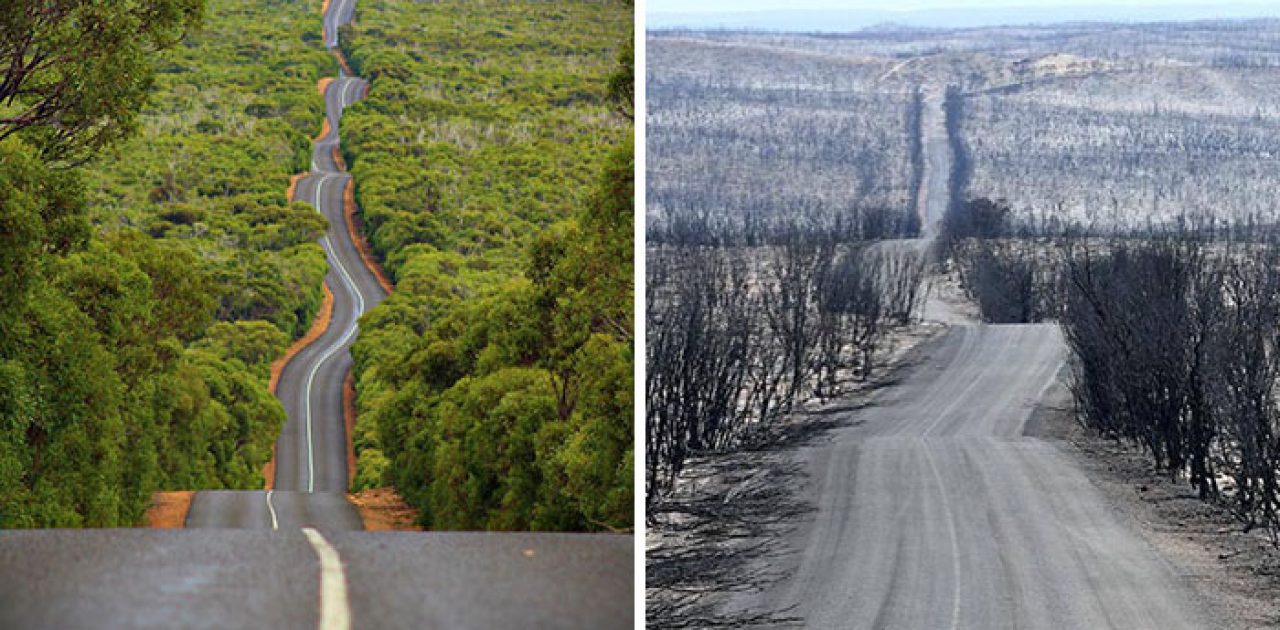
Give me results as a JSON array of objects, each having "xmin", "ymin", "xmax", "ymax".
[
  {"xmin": 261, "ymin": 282, "xmax": 335, "ymax": 490},
  {"xmin": 348, "ymin": 487, "xmax": 423, "ymax": 531},
  {"xmin": 344, "ymin": 372, "xmax": 358, "ymax": 484},
  {"xmin": 344, "ymin": 178, "xmax": 394, "ymax": 294},
  {"xmin": 143, "ymin": 491, "xmax": 194, "ymax": 528}
]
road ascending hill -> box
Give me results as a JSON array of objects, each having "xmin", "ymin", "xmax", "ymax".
[
  {"xmin": 185, "ymin": 0, "xmax": 381, "ymax": 530},
  {"xmin": 730, "ymin": 325, "xmax": 1210, "ymax": 628},
  {"xmin": 0, "ymin": 2, "xmax": 632, "ymax": 627},
  {"xmin": 726, "ymin": 68, "xmax": 1211, "ymax": 627}
]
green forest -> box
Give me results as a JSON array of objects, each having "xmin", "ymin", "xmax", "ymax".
[
  {"xmin": 339, "ymin": 0, "xmax": 634, "ymax": 531},
  {"xmin": 0, "ymin": 0, "xmax": 333, "ymax": 526}
]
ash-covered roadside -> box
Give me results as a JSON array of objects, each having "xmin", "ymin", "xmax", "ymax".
[
  {"xmin": 1028, "ymin": 380, "xmax": 1280, "ymax": 629},
  {"xmin": 645, "ymin": 323, "xmax": 946, "ymax": 628}
]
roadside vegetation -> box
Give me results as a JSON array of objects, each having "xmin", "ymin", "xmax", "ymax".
[
  {"xmin": 645, "ymin": 32, "xmax": 926, "ymax": 513},
  {"xmin": 647, "ymin": 35, "xmax": 921, "ymax": 243},
  {"xmin": 339, "ymin": 0, "xmax": 633, "ymax": 532},
  {"xmin": 645, "ymin": 32, "xmax": 931, "ymax": 627},
  {"xmin": 946, "ymin": 197, "xmax": 1280, "ymax": 542},
  {"xmin": 909, "ymin": 23, "xmax": 1280, "ymax": 539},
  {"xmin": 0, "ymin": 0, "xmax": 334, "ymax": 527},
  {"xmin": 646, "ymin": 230, "xmax": 925, "ymax": 507}
]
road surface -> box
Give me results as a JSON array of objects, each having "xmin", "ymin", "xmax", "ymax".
[
  {"xmin": 730, "ymin": 325, "xmax": 1210, "ymax": 628},
  {"xmin": 0, "ymin": 2, "xmax": 633, "ymax": 628},
  {"xmin": 724, "ymin": 79, "xmax": 1212, "ymax": 627},
  {"xmin": 0, "ymin": 529, "xmax": 631, "ymax": 629},
  {"xmin": 916, "ymin": 91, "xmax": 950, "ymax": 239},
  {"xmin": 872, "ymin": 86, "xmax": 961, "ymax": 322},
  {"xmin": 185, "ymin": 0, "xmax": 383, "ymax": 531}
]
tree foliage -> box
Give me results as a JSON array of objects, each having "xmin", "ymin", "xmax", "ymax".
[
  {"xmin": 0, "ymin": 0, "xmax": 204, "ymax": 162},
  {"xmin": 0, "ymin": 0, "xmax": 334, "ymax": 526},
  {"xmin": 342, "ymin": 0, "xmax": 632, "ymax": 531}
]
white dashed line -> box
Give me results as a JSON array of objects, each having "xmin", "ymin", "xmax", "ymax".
[
  {"xmin": 301, "ymin": 527, "xmax": 351, "ymax": 630},
  {"xmin": 300, "ymin": 175, "xmax": 367, "ymax": 493},
  {"xmin": 266, "ymin": 490, "xmax": 279, "ymax": 529},
  {"xmin": 294, "ymin": 0, "xmax": 368, "ymax": 494},
  {"xmin": 340, "ymin": 79, "xmax": 354, "ymax": 108}
]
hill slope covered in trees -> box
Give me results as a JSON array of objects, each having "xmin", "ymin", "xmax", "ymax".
[
  {"xmin": 340, "ymin": 0, "xmax": 634, "ymax": 531},
  {"xmin": 0, "ymin": 0, "xmax": 333, "ymax": 526}
]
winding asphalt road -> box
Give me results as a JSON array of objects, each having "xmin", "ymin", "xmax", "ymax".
[
  {"xmin": 727, "ymin": 85, "xmax": 1212, "ymax": 627},
  {"xmin": 186, "ymin": 0, "xmax": 382, "ymax": 531},
  {"xmin": 274, "ymin": 69, "xmax": 381, "ymax": 498},
  {"xmin": 0, "ymin": 2, "xmax": 633, "ymax": 627}
]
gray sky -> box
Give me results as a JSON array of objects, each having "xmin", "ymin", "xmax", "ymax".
[
  {"xmin": 648, "ymin": 0, "xmax": 1280, "ymax": 30},
  {"xmin": 649, "ymin": 0, "xmax": 1272, "ymax": 14}
]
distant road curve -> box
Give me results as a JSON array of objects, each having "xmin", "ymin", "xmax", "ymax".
[
  {"xmin": 0, "ymin": 1, "xmax": 633, "ymax": 627},
  {"xmin": 186, "ymin": 0, "xmax": 384, "ymax": 531}
]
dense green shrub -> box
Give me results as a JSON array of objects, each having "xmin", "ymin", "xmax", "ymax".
[
  {"xmin": 343, "ymin": 0, "xmax": 633, "ymax": 531},
  {"xmin": 0, "ymin": 0, "xmax": 336, "ymax": 526}
]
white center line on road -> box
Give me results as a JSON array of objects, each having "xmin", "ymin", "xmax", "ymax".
[
  {"xmin": 300, "ymin": 174, "xmax": 367, "ymax": 492},
  {"xmin": 327, "ymin": 0, "xmax": 352, "ymax": 51},
  {"xmin": 290, "ymin": 0, "xmax": 368, "ymax": 494},
  {"xmin": 301, "ymin": 527, "xmax": 352, "ymax": 630},
  {"xmin": 266, "ymin": 490, "xmax": 280, "ymax": 530}
]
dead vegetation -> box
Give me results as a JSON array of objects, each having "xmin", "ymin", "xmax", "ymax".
[{"xmin": 647, "ymin": 332, "xmax": 935, "ymax": 628}]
